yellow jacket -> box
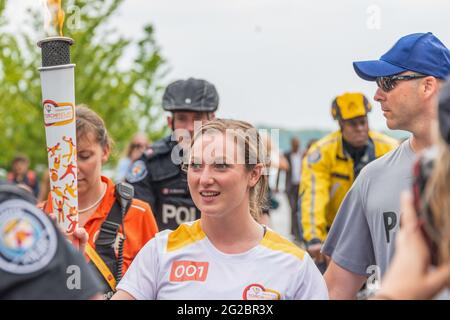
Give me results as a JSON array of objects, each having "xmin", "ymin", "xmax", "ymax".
[{"xmin": 300, "ymin": 130, "xmax": 398, "ymax": 244}]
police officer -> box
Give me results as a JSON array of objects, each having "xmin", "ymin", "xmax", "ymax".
[
  {"xmin": 0, "ymin": 181, "xmax": 103, "ymax": 299},
  {"xmin": 300, "ymin": 92, "xmax": 398, "ymax": 271},
  {"xmin": 126, "ymin": 78, "xmax": 218, "ymax": 230}
]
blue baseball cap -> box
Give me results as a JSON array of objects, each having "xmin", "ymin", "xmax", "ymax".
[{"xmin": 353, "ymin": 32, "xmax": 450, "ymax": 81}]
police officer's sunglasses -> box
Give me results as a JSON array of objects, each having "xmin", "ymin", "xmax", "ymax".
[{"xmin": 376, "ymin": 73, "xmax": 428, "ymax": 92}]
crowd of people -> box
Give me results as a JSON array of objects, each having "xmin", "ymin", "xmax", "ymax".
[{"xmin": 1, "ymin": 31, "xmax": 450, "ymax": 300}]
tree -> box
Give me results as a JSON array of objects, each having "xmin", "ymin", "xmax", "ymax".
[{"xmin": 0, "ymin": 0, "xmax": 167, "ymax": 174}]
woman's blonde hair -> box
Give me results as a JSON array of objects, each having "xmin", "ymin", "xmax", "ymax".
[
  {"xmin": 425, "ymin": 138, "xmax": 450, "ymax": 264},
  {"xmin": 75, "ymin": 105, "xmax": 113, "ymax": 150},
  {"xmin": 189, "ymin": 119, "xmax": 269, "ymax": 220}
]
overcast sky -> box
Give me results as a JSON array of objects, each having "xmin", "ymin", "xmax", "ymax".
[{"xmin": 7, "ymin": 0, "xmax": 450, "ymax": 131}]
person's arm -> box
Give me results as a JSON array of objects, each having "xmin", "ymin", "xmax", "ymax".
[
  {"xmin": 372, "ymin": 193, "xmax": 450, "ymax": 300},
  {"xmin": 324, "ymin": 260, "xmax": 367, "ymax": 299},
  {"xmin": 69, "ymin": 227, "xmax": 89, "ymax": 253},
  {"xmin": 111, "ymin": 290, "xmax": 136, "ymax": 300},
  {"xmin": 321, "ymin": 172, "xmax": 376, "ymax": 298},
  {"xmin": 294, "ymin": 253, "xmax": 329, "ymax": 300},
  {"xmin": 300, "ymin": 148, "xmax": 330, "ymax": 256}
]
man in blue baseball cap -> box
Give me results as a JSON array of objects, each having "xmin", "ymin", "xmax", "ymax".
[
  {"xmin": 321, "ymin": 32, "xmax": 450, "ymax": 299},
  {"xmin": 353, "ymin": 32, "xmax": 450, "ymax": 81}
]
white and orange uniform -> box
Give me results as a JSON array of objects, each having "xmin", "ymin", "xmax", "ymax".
[{"xmin": 117, "ymin": 220, "xmax": 328, "ymax": 300}]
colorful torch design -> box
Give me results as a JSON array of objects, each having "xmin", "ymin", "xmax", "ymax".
[{"xmin": 37, "ymin": 37, "xmax": 78, "ymax": 234}]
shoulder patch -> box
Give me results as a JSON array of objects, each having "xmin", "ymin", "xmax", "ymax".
[
  {"xmin": 126, "ymin": 160, "xmax": 148, "ymax": 183},
  {"xmin": 307, "ymin": 150, "xmax": 321, "ymax": 164},
  {"xmin": 0, "ymin": 199, "xmax": 57, "ymax": 274}
]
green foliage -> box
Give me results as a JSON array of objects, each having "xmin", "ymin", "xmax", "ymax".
[{"xmin": 0, "ymin": 0, "xmax": 167, "ymax": 174}]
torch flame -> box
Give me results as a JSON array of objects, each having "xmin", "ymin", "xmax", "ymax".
[{"xmin": 43, "ymin": 0, "xmax": 65, "ymax": 36}]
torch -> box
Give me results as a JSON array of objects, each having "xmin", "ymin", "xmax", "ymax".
[{"xmin": 37, "ymin": 37, "xmax": 78, "ymax": 234}]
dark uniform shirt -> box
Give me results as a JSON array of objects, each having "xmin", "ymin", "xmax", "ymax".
[
  {"xmin": 0, "ymin": 189, "xmax": 103, "ymax": 299},
  {"xmin": 126, "ymin": 135, "xmax": 201, "ymax": 231}
]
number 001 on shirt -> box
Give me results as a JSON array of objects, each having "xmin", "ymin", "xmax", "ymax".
[{"xmin": 170, "ymin": 261, "xmax": 209, "ymax": 282}]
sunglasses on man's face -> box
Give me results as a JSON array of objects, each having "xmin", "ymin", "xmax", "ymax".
[{"xmin": 375, "ymin": 74, "xmax": 428, "ymax": 92}]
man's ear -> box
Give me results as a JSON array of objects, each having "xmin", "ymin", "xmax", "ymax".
[
  {"xmin": 167, "ymin": 115, "xmax": 173, "ymax": 130},
  {"xmin": 209, "ymin": 113, "xmax": 216, "ymax": 120},
  {"xmin": 422, "ymin": 76, "xmax": 439, "ymax": 98}
]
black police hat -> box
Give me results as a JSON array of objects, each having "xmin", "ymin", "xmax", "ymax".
[
  {"xmin": 162, "ymin": 78, "xmax": 219, "ymax": 112},
  {"xmin": 439, "ymin": 77, "xmax": 450, "ymax": 146},
  {"xmin": 0, "ymin": 182, "xmax": 36, "ymax": 205}
]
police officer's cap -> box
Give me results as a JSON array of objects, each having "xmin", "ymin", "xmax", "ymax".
[
  {"xmin": 0, "ymin": 182, "xmax": 36, "ymax": 205},
  {"xmin": 331, "ymin": 92, "xmax": 372, "ymax": 121},
  {"xmin": 162, "ymin": 78, "xmax": 219, "ymax": 113}
]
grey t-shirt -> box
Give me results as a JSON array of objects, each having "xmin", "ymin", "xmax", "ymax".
[{"xmin": 322, "ymin": 140, "xmax": 416, "ymax": 277}]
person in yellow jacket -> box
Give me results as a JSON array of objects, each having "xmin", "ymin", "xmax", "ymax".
[{"xmin": 300, "ymin": 92, "xmax": 398, "ymax": 271}]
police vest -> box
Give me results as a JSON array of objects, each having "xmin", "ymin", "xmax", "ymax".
[{"xmin": 132, "ymin": 135, "xmax": 201, "ymax": 231}]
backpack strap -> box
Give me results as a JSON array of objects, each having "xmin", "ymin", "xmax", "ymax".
[
  {"xmin": 94, "ymin": 200, "xmax": 123, "ymax": 282},
  {"xmin": 89, "ymin": 182, "xmax": 134, "ymax": 295},
  {"xmin": 85, "ymin": 243, "xmax": 117, "ymax": 292}
]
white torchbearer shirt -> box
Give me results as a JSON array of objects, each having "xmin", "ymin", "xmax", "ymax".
[{"xmin": 117, "ymin": 220, "xmax": 328, "ymax": 300}]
